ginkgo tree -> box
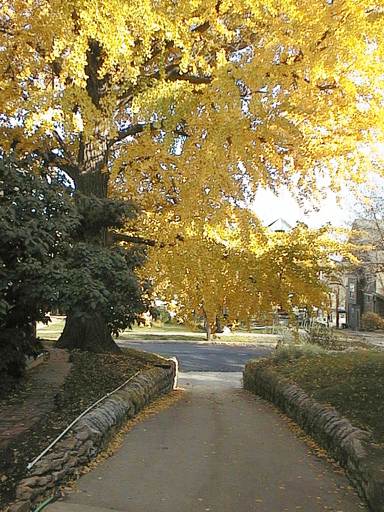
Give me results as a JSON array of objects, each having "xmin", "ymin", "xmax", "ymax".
[
  {"xmin": 1, "ymin": 0, "xmax": 383, "ymax": 350},
  {"xmin": 141, "ymin": 206, "xmax": 355, "ymax": 339}
]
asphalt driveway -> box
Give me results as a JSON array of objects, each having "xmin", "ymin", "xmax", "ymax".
[
  {"xmin": 48, "ymin": 372, "xmax": 365, "ymax": 512},
  {"xmin": 119, "ymin": 340, "xmax": 273, "ymax": 372}
]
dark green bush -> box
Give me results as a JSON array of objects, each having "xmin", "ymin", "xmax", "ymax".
[{"xmin": 0, "ymin": 157, "xmax": 78, "ymax": 381}]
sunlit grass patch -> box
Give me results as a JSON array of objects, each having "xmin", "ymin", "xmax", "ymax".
[{"xmin": 37, "ymin": 318, "xmax": 278, "ymax": 344}]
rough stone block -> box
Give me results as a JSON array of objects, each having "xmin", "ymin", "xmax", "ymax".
[{"xmin": 16, "ymin": 485, "xmax": 34, "ymax": 501}]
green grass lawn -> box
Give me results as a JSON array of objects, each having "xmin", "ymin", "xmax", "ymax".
[
  {"xmin": 263, "ymin": 350, "xmax": 384, "ymax": 444},
  {"xmin": 37, "ymin": 317, "xmax": 66, "ymax": 340},
  {"xmin": 37, "ymin": 317, "xmax": 278, "ymax": 344}
]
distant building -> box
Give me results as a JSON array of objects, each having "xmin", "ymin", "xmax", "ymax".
[
  {"xmin": 267, "ymin": 218, "xmax": 292, "ymax": 233},
  {"xmin": 345, "ymin": 219, "xmax": 384, "ymax": 330}
]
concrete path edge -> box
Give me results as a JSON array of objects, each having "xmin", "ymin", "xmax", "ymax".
[
  {"xmin": 10, "ymin": 361, "xmax": 177, "ymax": 512},
  {"xmin": 243, "ymin": 362, "xmax": 384, "ymax": 512}
]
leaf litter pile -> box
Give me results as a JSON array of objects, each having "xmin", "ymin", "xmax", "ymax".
[
  {"xmin": 264, "ymin": 350, "xmax": 384, "ymax": 444},
  {"xmin": 0, "ymin": 347, "xmax": 163, "ymax": 509}
]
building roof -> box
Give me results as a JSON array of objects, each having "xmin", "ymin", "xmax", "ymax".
[{"xmin": 267, "ymin": 218, "xmax": 292, "ymax": 232}]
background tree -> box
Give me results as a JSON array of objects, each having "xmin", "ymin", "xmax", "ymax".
[
  {"xmin": 1, "ymin": 1, "xmax": 383, "ymax": 350},
  {"xmin": 343, "ymin": 188, "xmax": 384, "ymax": 329},
  {"xmin": 141, "ymin": 207, "xmax": 354, "ymax": 339},
  {"xmin": 352, "ymin": 188, "xmax": 384, "ymax": 274}
]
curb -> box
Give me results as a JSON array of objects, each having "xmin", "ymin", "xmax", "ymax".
[
  {"xmin": 10, "ymin": 361, "xmax": 177, "ymax": 512},
  {"xmin": 243, "ymin": 362, "xmax": 384, "ymax": 512},
  {"xmin": 25, "ymin": 351, "xmax": 50, "ymax": 372}
]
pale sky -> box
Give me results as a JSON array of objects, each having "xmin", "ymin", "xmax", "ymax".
[{"xmin": 251, "ymin": 186, "xmax": 356, "ymax": 229}]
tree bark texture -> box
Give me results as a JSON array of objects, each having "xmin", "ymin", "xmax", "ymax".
[{"xmin": 57, "ymin": 314, "xmax": 120, "ymax": 353}]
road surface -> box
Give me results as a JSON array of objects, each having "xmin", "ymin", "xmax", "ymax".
[
  {"xmin": 47, "ymin": 343, "xmax": 365, "ymax": 512},
  {"xmin": 119, "ymin": 340, "xmax": 273, "ymax": 372}
]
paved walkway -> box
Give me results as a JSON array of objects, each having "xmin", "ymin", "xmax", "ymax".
[
  {"xmin": 0, "ymin": 348, "xmax": 70, "ymax": 460},
  {"xmin": 49, "ymin": 373, "xmax": 366, "ymax": 512},
  {"xmin": 343, "ymin": 330, "xmax": 384, "ymax": 350}
]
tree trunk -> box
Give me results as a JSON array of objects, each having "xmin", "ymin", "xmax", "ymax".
[
  {"xmin": 57, "ymin": 314, "xmax": 120, "ymax": 353},
  {"xmin": 335, "ymin": 288, "xmax": 340, "ymax": 329},
  {"xmin": 76, "ymin": 167, "xmax": 109, "ymax": 201},
  {"xmin": 57, "ymin": 138, "xmax": 121, "ymax": 353},
  {"xmin": 201, "ymin": 307, "xmax": 212, "ymax": 341},
  {"xmin": 215, "ymin": 315, "xmax": 223, "ymax": 333}
]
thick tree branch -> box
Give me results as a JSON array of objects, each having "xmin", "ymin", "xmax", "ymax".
[
  {"xmin": 111, "ymin": 120, "xmax": 190, "ymax": 147},
  {"xmin": 110, "ymin": 123, "xmax": 147, "ymax": 145},
  {"xmin": 165, "ymin": 67, "xmax": 212, "ymax": 84},
  {"xmin": 136, "ymin": 62, "xmax": 212, "ymax": 88},
  {"xmin": 52, "ymin": 130, "xmax": 79, "ymax": 169},
  {"xmin": 111, "ymin": 232, "xmax": 156, "ymax": 246},
  {"xmin": 32, "ymin": 149, "xmax": 79, "ymax": 181},
  {"xmin": 111, "ymin": 231, "xmax": 185, "ymax": 248},
  {"xmin": 191, "ymin": 21, "xmax": 210, "ymax": 33},
  {"xmin": 316, "ymin": 80, "xmax": 338, "ymax": 91},
  {"xmin": 117, "ymin": 60, "xmax": 212, "ymax": 107},
  {"xmin": 85, "ymin": 40, "xmax": 110, "ymax": 108}
]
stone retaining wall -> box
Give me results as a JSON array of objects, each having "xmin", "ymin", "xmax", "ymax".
[
  {"xmin": 11, "ymin": 362, "xmax": 176, "ymax": 512},
  {"xmin": 25, "ymin": 351, "xmax": 50, "ymax": 371},
  {"xmin": 243, "ymin": 362, "xmax": 384, "ymax": 512}
]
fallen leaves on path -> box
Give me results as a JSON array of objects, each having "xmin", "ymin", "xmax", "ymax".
[{"xmin": 59, "ymin": 389, "xmax": 183, "ymax": 496}]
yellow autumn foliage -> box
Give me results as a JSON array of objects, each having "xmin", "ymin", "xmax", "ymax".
[
  {"xmin": 140, "ymin": 208, "xmax": 356, "ymax": 331},
  {"xmin": 1, "ymin": 1, "xmax": 383, "ymax": 187},
  {"xmin": 0, "ymin": 1, "xmax": 380, "ymax": 323}
]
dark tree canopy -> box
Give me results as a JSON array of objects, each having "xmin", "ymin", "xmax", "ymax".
[
  {"xmin": 0, "ymin": 157, "xmax": 78, "ymax": 382},
  {"xmin": 0, "ymin": 157, "xmax": 146, "ymax": 384}
]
